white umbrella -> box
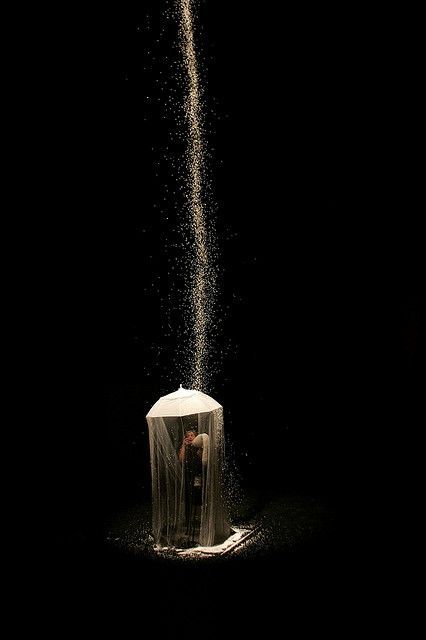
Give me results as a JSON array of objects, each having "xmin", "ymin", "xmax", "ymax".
[{"xmin": 146, "ymin": 385, "xmax": 222, "ymax": 418}]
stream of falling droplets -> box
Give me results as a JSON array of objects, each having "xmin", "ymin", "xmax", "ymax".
[{"xmin": 177, "ymin": 0, "xmax": 216, "ymax": 391}]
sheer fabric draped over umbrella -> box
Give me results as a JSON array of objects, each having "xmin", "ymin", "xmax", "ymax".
[{"xmin": 146, "ymin": 387, "xmax": 230, "ymax": 547}]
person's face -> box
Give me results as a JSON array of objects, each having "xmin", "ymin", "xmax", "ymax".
[{"xmin": 184, "ymin": 431, "xmax": 196, "ymax": 443}]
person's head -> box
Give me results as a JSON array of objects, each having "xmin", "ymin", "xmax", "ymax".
[{"xmin": 184, "ymin": 430, "xmax": 197, "ymax": 443}]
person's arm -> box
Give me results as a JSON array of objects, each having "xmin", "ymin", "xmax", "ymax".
[{"xmin": 192, "ymin": 434, "xmax": 203, "ymax": 447}]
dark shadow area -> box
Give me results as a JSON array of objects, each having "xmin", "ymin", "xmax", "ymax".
[{"xmin": 34, "ymin": 0, "xmax": 424, "ymax": 629}]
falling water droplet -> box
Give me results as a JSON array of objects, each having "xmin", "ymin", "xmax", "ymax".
[{"xmin": 176, "ymin": 0, "xmax": 217, "ymax": 392}]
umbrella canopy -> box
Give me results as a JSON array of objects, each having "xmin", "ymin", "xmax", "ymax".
[{"xmin": 146, "ymin": 386, "xmax": 222, "ymax": 418}]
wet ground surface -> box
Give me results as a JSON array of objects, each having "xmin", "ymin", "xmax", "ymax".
[
  {"xmin": 51, "ymin": 492, "xmax": 356, "ymax": 633},
  {"xmin": 104, "ymin": 491, "xmax": 339, "ymax": 561}
]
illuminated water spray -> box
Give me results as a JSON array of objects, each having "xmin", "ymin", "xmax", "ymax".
[{"xmin": 177, "ymin": 0, "xmax": 217, "ymax": 391}]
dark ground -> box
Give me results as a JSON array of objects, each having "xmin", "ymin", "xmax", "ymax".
[
  {"xmin": 103, "ymin": 492, "xmax": 338, "ymax": 559},
  {"xmin": 50, "ymin": 490, "xmax": 350, "ymax": 634}
]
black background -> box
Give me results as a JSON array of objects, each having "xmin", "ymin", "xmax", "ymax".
[{"xmin": 35, "ymin": 0, "xmax": 423, "ymax": 629}]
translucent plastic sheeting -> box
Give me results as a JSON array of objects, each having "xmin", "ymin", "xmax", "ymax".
[{"xmin": 146, "ymin": 389, "xmax": 229, "ymax": 548}]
